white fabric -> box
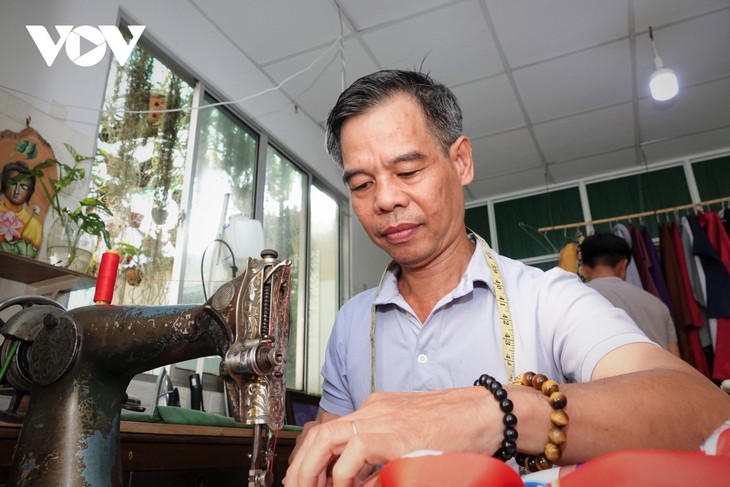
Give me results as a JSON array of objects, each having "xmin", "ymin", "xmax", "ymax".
[{"xmin": 320, "ymin": 238, "xmax": 652, "ymax": 416}]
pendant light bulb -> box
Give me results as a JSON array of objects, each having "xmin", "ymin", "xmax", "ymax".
[{"xmin": 648, "ymin": 27, "xmax": 679, "ymax": 102}]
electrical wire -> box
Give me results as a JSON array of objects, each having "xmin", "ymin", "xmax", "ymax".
[
  {"xmin": 200, "ymin": 238, "xmax": 238, "ymax": 301},
  {"xmin": 0, "ymin": 35, "xmax": 345, "ymax": 118}
]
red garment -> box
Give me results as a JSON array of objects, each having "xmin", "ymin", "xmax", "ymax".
[
  {"xmin": 698, "ymin": 211, "xmax": 730, "ymax": 380},
  {"xmin": 665, "ymin": 223, "xmax": 711, "ymax": 377},
  {"xmin": 629, "ymin": 225, "xmax": 660, "ymax": 298}
]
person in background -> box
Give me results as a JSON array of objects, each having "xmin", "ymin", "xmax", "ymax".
[
  {"xmin": 284, "ymin": 69, "xmax": 730, "ymax": 487},
  {"xmin": 581, "ymin": 232, "xmax": 681, "ymax": 358}
]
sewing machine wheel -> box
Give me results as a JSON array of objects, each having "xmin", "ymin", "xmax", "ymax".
[{"xmin": 0, "ymin": 295, "xmax": 65, "ymax": 423}]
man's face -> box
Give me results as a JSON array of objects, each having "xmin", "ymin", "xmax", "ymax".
[
  {"xmin": 4, "ymin": 170, "xmax": 31, "ymax": 205},
  {"xmin": 340, "ymin": 93, "xmax": 473, "ymax": 268}
]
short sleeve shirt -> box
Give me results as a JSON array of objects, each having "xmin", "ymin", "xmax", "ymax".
[{"xmin": 320, "ymin": 237, "xmax": 652, "ymax": 416}]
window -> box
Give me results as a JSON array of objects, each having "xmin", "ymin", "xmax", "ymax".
[
  {"xmin": 263, "ymin": 146, "xmax": 308, "ymax": 389},
  {"xmin": 307, "ymin": 185, "xmax": 340, "ymax": 393},
  {"xmin": 94, "ymin": 43, "xmax": 194, "ymax": 305},
  {"xmin": 82, "ymin": 36, "xmax": 347, "ymax": 395},
  {"xmin": 178, "ymin": 98, "xmax": 258, "ymax": 304}
]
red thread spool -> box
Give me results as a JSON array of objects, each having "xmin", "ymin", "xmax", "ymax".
[{"xmin": 94, "ymin": 250, "xmax": 120, "ymax": 305}]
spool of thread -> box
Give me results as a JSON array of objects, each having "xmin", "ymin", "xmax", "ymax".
[{"xmin": 94, "ymin": 250, "xmax": 120, "ymax": 305}]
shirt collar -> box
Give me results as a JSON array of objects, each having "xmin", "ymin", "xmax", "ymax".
[{"xmin": 373, "ymin": 232, "xmax": 495, "ymax": 306}]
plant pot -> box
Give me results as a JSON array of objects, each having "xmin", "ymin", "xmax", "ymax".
[{"xmin": 45, "ymin": 216, "xmax": 97, "ymax": 272}]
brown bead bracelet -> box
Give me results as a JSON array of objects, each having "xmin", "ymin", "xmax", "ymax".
[{"xmin": 513, "ymin": 371, "xmax": 569, "ymax": 473}]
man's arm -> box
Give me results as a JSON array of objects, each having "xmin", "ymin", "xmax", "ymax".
[{"xmin": 284, "ymin": 343, "xmax": 730, "ymax": 487}]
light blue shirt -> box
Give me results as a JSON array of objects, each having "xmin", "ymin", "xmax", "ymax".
[{"xmin": 320, "ymin": 238, "xmax": 652, "ymax": 416}]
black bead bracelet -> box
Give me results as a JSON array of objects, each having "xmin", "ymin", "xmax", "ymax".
[{"xmin": 474, "ymin": 374, "xmax": 518, "ymax": 462}]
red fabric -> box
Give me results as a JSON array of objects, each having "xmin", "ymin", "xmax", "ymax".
[
  {"xmin": 555, "ymin": 449, "xmax": 730, "ymax": 487},
  {"xmin": 698, "ymin": 212, "xmax": 730, "ymax": 379},
  {"xmin": 377, "ymin": 453, "xmax": 522, "ymax": 487},
  {"xmin": 668, "ymin": 223, "xmax": 711, "ymax": 377},
  {"xmin": 629, "ymin": 225, "xmax": 660, "ymax": 298}
]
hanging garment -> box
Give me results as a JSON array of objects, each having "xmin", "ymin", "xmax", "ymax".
[
  {"xmin": 558, "ymin": 242, "xmax": 579, "ymax": 274},
  {"xmin": 641, "ymin": 226, "xmax": 675, "ymax": 316},
  {"xmin": 680, "ymin": 216, "xmax": 714, "ymax": 344},
  {"xmin": 612, "ymin": 223, "xmax": 643, "ymax": 289},
  {"xmin": 660, "ymin": 222, "xmax": 711, "ymax": 377},
  {"xmin": 685, "ymin": 214, "xmax": 730, "ymax": 318},
  {"xmin": 696, "ymin": 211, "xmax": 730, "ymax": 380},
  {"xmin": 629, "ymin": 224, "xmax": 660, "ymax": 298}
]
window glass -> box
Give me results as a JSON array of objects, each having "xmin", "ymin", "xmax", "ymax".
[
  {"xmin": 307, "ymin": 185, "xmax": 340, "ymax": 393},
  {"xmin": 179, "ymin": 99, "xmax": 258, "ymax": 304},
  {"xmin": 263, "ymin": 146, "xmax": 307, "ymax": 389},
  {"xmin": 94, "ymin": 44, "xmax": 194, "ymax": 305}
]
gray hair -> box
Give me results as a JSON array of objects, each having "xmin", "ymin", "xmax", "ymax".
[{"xmin": 325, "ymin": 70, "xmax": 463, "ymax": 167}]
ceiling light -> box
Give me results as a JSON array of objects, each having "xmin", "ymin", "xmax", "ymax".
[{"xmin": 648, "ymin": 26, "xmax": 679, "ymax": 101}]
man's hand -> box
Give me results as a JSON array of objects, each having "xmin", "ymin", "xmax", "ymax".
[
  {"xmin": 283, "ymin": 387, "xmax": 507, "ymax": 487},
  {"xmin": 289, "ymin": 409, "xmax": 341, "ymax": 465}
]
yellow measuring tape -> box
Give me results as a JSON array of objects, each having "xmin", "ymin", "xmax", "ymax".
[{"xmin": 369, "ymin": 232, "xmax": 516, "ymax": 392}]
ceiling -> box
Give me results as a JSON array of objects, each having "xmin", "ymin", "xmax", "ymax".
[{"xmin": 191, "ymin": 0, "xmax": 730, "ymax": 204}]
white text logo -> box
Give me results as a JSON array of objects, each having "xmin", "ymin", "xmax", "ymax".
[{"xmin": 26, "ymin": 25, "xmax": 146, "ymax": 67}]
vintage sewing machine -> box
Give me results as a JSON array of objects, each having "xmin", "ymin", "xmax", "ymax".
[{"xmin": 0, "ymin": 249, "xmax": 292, "ymax": 487}]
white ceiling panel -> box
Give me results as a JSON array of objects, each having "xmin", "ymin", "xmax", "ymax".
[
  {"xmin": 337, "ymin": 0, "xmax": 457, "ymax": 31},
  {"xmin": 191, "ymin": 0, "xmax": 346, "ymax": 65},
  {"xmin": 534, "ymin": 103, "xmax": 635, "ymax": 163},
  {"xmin": 641, "ymin": 127, "xmax": 730, "ymax": 165},
  {"xmin": 633, "ymin": 0, "xmax": 730, "ymax": 31},
  {"xmin": 452, "ymin": 75, "xmax": 526, "ymax": 138},
  {"xmin": 549, "ymin": 148, "xmax": 638, "ymax": 183},
  {"xmin": 263, "ymin": 38, "xmax": 379, "ymax": 124},
  {"xmin": 466, "ymin": 167, "xmax": 549, "ymax": 203},
  {"xmin": 513, "ymin": 39, "xmax": 633, "ymax": 123},
  {"xmin": 488, "ymin": 0, "xmax": 629, "ymax": 68},
  {"xmin": 470, "ymin": 128, "xmax": 542, "ymax": 180},
  {"xmin": 639, "ymin": 77, "xmax": 730, "ymax": 143},
  {"xmin": 360, "ymin": 1, "xmax": 503, "ymax": 85}
]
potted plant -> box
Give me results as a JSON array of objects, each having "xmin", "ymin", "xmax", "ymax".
[
  {"xmin": 28, "ymin": 143, "xmax": 113, "ymax": 272},
  {"xmin": 117, "ymin": 241, "xmax": 143, "ymax": 286}
]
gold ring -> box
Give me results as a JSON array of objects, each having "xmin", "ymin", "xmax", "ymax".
[{"xmin": 351, "ymin": 420, "xmax": 359, "ymax": 436}]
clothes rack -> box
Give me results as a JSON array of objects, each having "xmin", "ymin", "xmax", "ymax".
[{"xmin": 537, "ymin": 196, "xmax": 730, "ymax": 233}]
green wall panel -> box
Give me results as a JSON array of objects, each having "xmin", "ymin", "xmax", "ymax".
[
  {"xmin": 494, "ymin": 187, "xmax": 583, "ymax": 260},
  {"xmin": 692, "ymin": 156, "xmax": 730, "ymax": 202},
  {"xmin": 465, "ymin": 206, "xmax": 491, "ymax": 245},
  {"xmin": 586, "ymin": 166, "xmax": 691, "ymax": 236}
]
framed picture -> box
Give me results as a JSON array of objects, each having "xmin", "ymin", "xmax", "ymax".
[
  {"xmin": 285, "ymin": 390, "xmax": 320, "ymax": 427},
  {"xmin": 0, "ymin": 123, "xmax": 58, "ymax": 259}
]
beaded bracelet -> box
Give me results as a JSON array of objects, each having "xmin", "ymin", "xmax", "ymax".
[
  {"xmin": 474, "ymin": 374, "xmax": 518, "ymax": 461},
  {"xmin": 513, "ymin": 371, "xmax": 569, "ymax": 473}
]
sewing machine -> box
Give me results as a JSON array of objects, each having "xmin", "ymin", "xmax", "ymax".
[{"xmin": 0, "ymin": 249, "xmax": 292, "ymax": 487}]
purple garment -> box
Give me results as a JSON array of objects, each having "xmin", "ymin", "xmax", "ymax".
[
  {"xmin": 641, "ymin": 226, "xmax": 676, "ymax": 320},
  {"xmin": 629, "ymin": 225, "xmax": 660, "ymax": 298}
]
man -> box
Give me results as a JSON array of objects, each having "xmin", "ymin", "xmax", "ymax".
[
  {"xmin": 285, "ymin": 70, "xmax": 730, "ymax": 487},
  {"xmin": 581, "ymin": 232, "xmax": 681, "ymax": 358}
]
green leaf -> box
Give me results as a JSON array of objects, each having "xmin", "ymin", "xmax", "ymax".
[{"xmin": 14, "ymin": 140, "xmax": 29, "ymax": 153}]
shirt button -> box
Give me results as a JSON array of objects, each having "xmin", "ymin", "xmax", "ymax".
[{"xmin": 417, "ymin": 353, "xmax": 428, "ymax": 364}]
